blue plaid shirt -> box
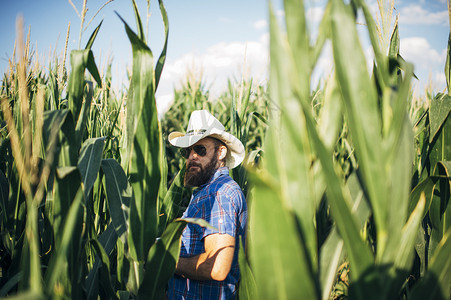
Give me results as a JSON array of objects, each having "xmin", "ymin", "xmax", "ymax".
[{"xmin": 167, "ymin": 167, "xmax": 247, "ymax": 300}]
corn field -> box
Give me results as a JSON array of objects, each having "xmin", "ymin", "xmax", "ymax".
[{"xmin": 0, "ymin": 0, "xmax": 450, "ymax": 299}]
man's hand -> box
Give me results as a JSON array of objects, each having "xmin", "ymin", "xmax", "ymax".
[{"xmin": 175, "ymin": 233, "xmax": 235, "ymax": 281}]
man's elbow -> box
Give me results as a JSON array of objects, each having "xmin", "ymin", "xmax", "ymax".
[{"xmin": 210, "ymin": 267, "xmax": 229, "ymax": 281}]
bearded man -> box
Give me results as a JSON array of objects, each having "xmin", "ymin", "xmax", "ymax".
[{"xmin": 167, "ymin": 110, "xmax": 247, "ymax": 300}]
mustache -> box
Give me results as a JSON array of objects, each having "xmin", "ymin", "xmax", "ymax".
[{"xmin": 187, "ymin": 162, "xmax": 202, "ymax": 169}]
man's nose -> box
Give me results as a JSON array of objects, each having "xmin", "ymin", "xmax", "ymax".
[{"xmin": 188, "ymin": 149, "xmax": 198, "ymax": 160}]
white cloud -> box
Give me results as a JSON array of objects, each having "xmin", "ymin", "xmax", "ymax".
[
  {"xmin": 399, "ymin": 5, "xmax": 448, "ymax": 26},
  {"xmin": 253, "ymin": 19, "xmax": 268, "ymax": 30},
  {"xmin": 156, "ymin": 35, "xmax": 269, "ymax": 114},
  {"xmin": 401, "ymin": 37, "xmax": 443, "ymax": 67},
  {"xmin": 401, "ymin": 37, "xmax": 446, "ymax": 93}
]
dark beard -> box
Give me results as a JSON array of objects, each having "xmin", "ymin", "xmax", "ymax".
[{"xmin": 184, "ymin": 154, "xmax": 219, "ymax": 187}]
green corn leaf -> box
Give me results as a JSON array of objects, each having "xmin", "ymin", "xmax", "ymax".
[
  {"xmin": 312, "ymin": 2, "xmax": 331, "ymax": 68},
  {"xmin": 158, "ymin": 127, "xmax": 168, "ymax": 231},
  {"xmin": 75, "ymin": 81, "xmax": 93, "ymax": 147},
  {"xmin": 0, "ymin": 291, "xmax": 44, "ymax": 300},
  {"xmin": 238, "ymin": 79, "xmax": 253, "ymax": 124},
  {"xmin": 45, "ymin": 186, "xmax": 83, "ymax": 293},
  {"xmin": 101, "ymin": 159, "xmax": 131, "ymax": 243},
  {"xmin": 155, "ymin": 0, "xmax": 169, "ymax": 90},
  {"xmin": 429, "ymin": 94, "xmax": 451, "ymax": 144},
  {"xmin": 78, "ymin": 137, "xmax": 105, "ymax": 200},
  {"xmin": 267, "ymin": 2, "xmax": 318, "ymax": 269},
  {"xmin": 429, "ymin": 162, "xmax": 451, "ymax": 255},
  {"xmin": 118, "ymin": 11, "xmax": 161, "ymax": 262},
  {"xmin": 0, "ymin": 169, "xmax": 9, "ymax": 227},
  {"xmin": 67, "ymin": 50, "xmax": 100, "ymax": 125},
  {"xmin": 394, "ymin": 195, "xmax": 425, "ymax": 271},
  {"xmin": 43, "ymin": 109, "xmax": 78, "ymax": 167},
  {"xmin": 88, "ymin": 238, "xmax": 117, "ymax": 300},
  {"xmin": 247, "ymin": 173, "xmax": 319, "ymax": 299},
  {"xmin": 409, "ymin": 177, "xmax": 435, "ymax": 220},
  {"xmin": 86, "ymin": 224, "xmax": 118, "ymax": 300},
  {"xmin": 137, "ymin": 218, "xmax": 213, "ymax": 299},
  {"xmin": 318, "ymin": 73, "xmax": 342, "ymax": 150},
  {"xmin": 0, "ymin": 272, "xmax": 22, "ymax": 297},
  {"xmin": 354, "ymin": 0, "xmax": 389, "ymax": 88},
  {"xmin": 411, "ymin": 229, "xmax": 451, "ymax": 300},
  {"xmin": 52, "ymin": 166, "xmax": 81, "ymax": 248},
  {"xmin": 319, "ymin": 228, "xmax": 344, "ymax": 300},
  {"xmin": 382, "ymin": 110, "xmax": 414, "ymax": 268},
  {"xmin": 388, "ymin": 18, "xmax": 400, "ymax": 60},
  {"xmin": 158, "ymin": 165, "xmax": 191, "ymax": 236},
  {"xmin": 330, "ymin": 0, "xmax": 390, "ymax": 258},
  {"xmin": 445, "ymin": 33, "xmax": 451, "ymax": 95},
  {"xmin": 297, "ymin": 89, "xmax": 374, "ymax": 284},
  {"xmin": 20, "ymin": 197, "xmax": 42, "ymax": 294},
  {"xmin": 238, "ymin": 236, "xmax": 257, "ymax": 300},
  {"xmin": 85, "ymin": 20, "xmax": 103, "ymax": 50},
  {"xmin": 131, "ymin": 0, "xmax": 145, "ymax": 42},
  {"xmin": 283, "ymin": 0, "xmax": 310, "ymax": 97},
  {"xmin": 137, "ymin": 219, "xmax": 187, "ymax": 299}
]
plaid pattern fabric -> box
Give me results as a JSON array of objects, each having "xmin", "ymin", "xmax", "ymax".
[{"xmin": 167, "ymin": 167, "xmax": 247, "ymax": 300}]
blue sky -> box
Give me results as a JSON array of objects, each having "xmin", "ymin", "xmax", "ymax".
[{"xmin": 0, "ymin": 0, "xmax": 448, "ymax": 113}]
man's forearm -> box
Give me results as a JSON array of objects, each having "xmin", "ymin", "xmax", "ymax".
[
  {"xmin": 175, "ymin": 233, "xmax": 235, "ymax": 281},
  {"xmin": 175, "ymin": 253, "xmax": 215, "ymax": 281}
]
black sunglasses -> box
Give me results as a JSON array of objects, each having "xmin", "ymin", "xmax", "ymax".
[{"xmin": 180, "ymin": 145, "xmax": 207, "ymax": 158}]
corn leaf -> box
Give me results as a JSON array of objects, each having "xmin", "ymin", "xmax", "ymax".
[
  {"xmin": 155, "ymin": 0, "xmax": 168, "ymax": 90},
  {"xmin": 296, "ymin": 84, "xmax": 374, "ymax": 284},
  {"xmin": 445, "ymin": 33, "xmax": 451, "ymax": 95},
  {"xmin": 411, "ymin": 229, "xmax": 451, "ymax": 300},
  {"xmin": 429, "ymin": 94, "xmax": 451, "ymax": 144},
  {"xmin": 131, "ymin": 0, "xmax": 145, "ymax": 42},
  {"xmin": 330, "ymin": 0, "xmax": 388, "ymax": 258},
  {"xmin": 88, "ymin": 238, "xmax": 117, "ymax": 300},
  {"xmin": 118, "ymin": 11, "xmax": 161, "ymax": 262},
  {"xmin": 238, "ymin": 237, "xmax": 257, "ymax": 300},
  {"xmin": 283, "ymin": 0, "xmax": 310, "ymax": 97},
  {"xmin": 394, "ymin": 195, "xmax": 425, "ymax": 271},
  {"xmin": 101, "ymin": 159, "xmax": 131, "ymax": 243},
  {"xmin": 43, "ymin": 110, "xmax": 77, "ymax": 167},
  {"xmin": 45, "ymin": 185, "xmax": 83, "ymax": 293},
  {"xmin": 75, "ymin": 81, "xmax": 94, "ymax": 147},
  {"xmin": 86, "ymin": 224, "xmax": 118, "ymax": 300},
  {"xmin": 67, "ymin": 50, "xmax": 101, "ymax": 128},
  {"xmin": 354, "ymin": 0, "xmax": 388, "ymax": 88},
  {"xmin": 158, "ymin": 165, "xmax": 190, "ymax": 235},
  {"xmin": 409, "ymin": 177, "xmax": 435, "ymax": 219},
  {"xmin": 267, "ymin": 2, "xmax": 318, "ymax": 269},
  {"xmin": 85, "ymin": 20, "xmax": 103, "ymax": 50},
  {"xmin": 247, "ymin": 173, "xmax": 318, "ymax": 299},
  {"xmin": 319, "ymin": 228, "xmax": 344, "ymax": 300},
  {"xmin": 78, "ymin": 137, "xmax": 105, "ymax": 200},
  {"xmin": 137, "ymin": 219, "xmax": 206, "ymax": 299}
]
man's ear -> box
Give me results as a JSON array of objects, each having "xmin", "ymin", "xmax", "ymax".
[{"xmin": 218, "ymin": 146, "xmax": 227, "ymax": 160}]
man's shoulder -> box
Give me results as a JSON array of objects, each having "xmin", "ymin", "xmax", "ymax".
[{"xmin": 212, "ymin": 171, "xmax": 240, "ymax": 189}]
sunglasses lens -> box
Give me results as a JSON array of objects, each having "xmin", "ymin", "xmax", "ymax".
[
  {"xmin": 180, "ymin": 147, "xmax": 189, "ymax": 158},
  {"xmin": 193, "ymin": 145, "xmax": 207, "ymax": 156},
  {"xmin": 180, "ymin": 145, "xmax": 207, "ymax": 158}
]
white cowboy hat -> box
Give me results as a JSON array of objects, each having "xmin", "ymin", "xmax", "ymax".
[{"xmin": 168, "ymin": 110, "xmax": 245, "ymax": 169}]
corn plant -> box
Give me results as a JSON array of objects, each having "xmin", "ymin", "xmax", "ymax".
[
  {"xmin": 0, "ymin": 0, "xmax": 210, "ymax": 299},
  {"xmin": 240, "ymin": 0, "xmax": 450, "ymax": 300}
]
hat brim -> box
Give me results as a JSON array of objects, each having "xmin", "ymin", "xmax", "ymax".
[{"xmin": 169, "ymin": 129, "xmax": 245, "ymax": 169}]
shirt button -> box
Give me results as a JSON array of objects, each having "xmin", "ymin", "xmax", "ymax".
[{"xmin": 219, "ymin": 219, "xmax": 223, "ymax": 224}]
